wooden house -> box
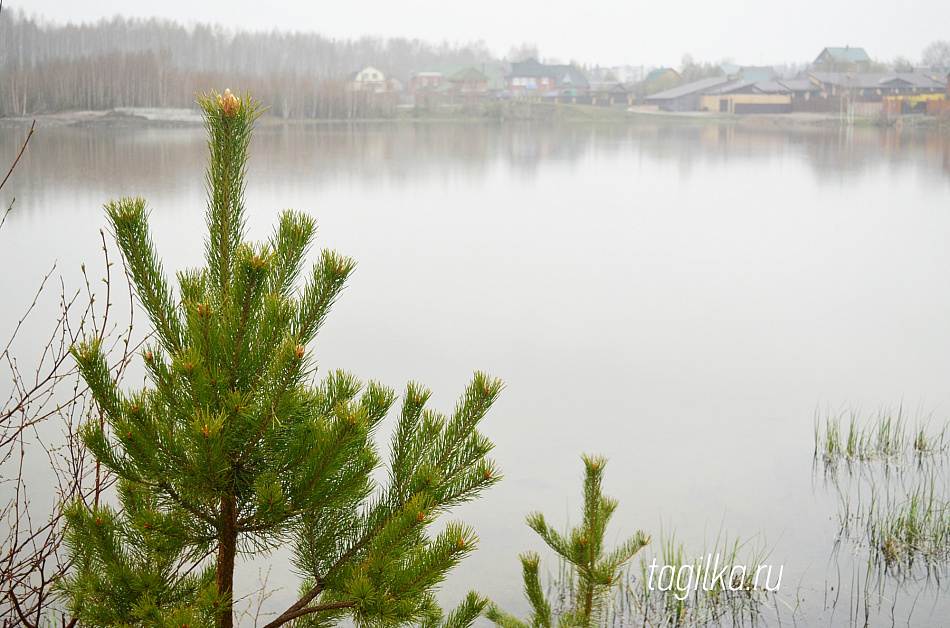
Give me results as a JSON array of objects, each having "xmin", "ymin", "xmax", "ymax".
[{"xmin": 346, "ymin": 67, "xmax": 387, "ymax": 93}]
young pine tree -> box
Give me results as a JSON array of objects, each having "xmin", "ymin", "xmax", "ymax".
[
  {"xmin": 61, "ymin": 90, "xmax": 502, "ymax": 628},
  {"xmin": 486, "ymin": 455, "xmax": 649, "ymax": 628}
]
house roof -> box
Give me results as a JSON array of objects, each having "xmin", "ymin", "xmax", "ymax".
[
  {"xmin": 508, "ymin": 59, "xmax": 590, "ymax": 89},
  {"xmin": 554, "ymin": 65, "xmax": 589, "ymax": 89},
  {"xmin": 815, "ymin": 47, "xmax": 871, "ymax": 64},
  {"xmin": 720, "ymin": 63, "xmax": 741, "ymax": 76},
  {"xmin": 346, "ymin": 66, "xmax": 385, "ymax": 82},
  {"xmin": 776, "ymin": 78, "xmax": 820, "ymax": 92},
  {"xmin": 590, "ymin": 81, "xmax": 630, "ymax": 94},
  {"xmin": 749, "ymin": 80, "xmax": 790, "ymax": 94},
  {"xmin": 450, "ymin": 66, "xmax": 490, "ymax": 83},
  {"xmin": 645, "ymin": 67, "xmax": 678, "ymax": 82},
  {"xmin": 720, "ymin": 65, "xmax": 778, "ymax": 82},
  {"xmin": 411, "ymin": 64, "xmax": 506, "ymax": 90},
  {"xmin": 738, "ymin": 66, "xmax": 778, "ymax": 82},
  {"xmin": 645, "ymin": 76, "xmax": 735, "ymax": 100},
  {"xmin": 510, "ymin": 58, "xmax": 553, "ymax": 78},
  {"xmin": 705, "ymin": 81, "xmax": 757, "ymax": 95},
  {"xmin": 705, "ymin": 79, "xmax": 819, "ymax": 95}
]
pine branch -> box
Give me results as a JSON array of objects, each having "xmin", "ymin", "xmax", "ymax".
[
  {"xmin": 106, "ymin": 198, "xmax": 183, "ymax": 354},
  {"xmin": 519, "ymin": 552, "xmax": 551, "ymax": 628},
  {"xmin": 440, "ymin": 591, "xmax": 489, "ymax": 628},
  {"xmin": 262, "ymin": 579, "xmax": 329, "ymax": 628},
  {"xmin": 263, "ymin": 600, "xmax": 355, "ymax": 628}
]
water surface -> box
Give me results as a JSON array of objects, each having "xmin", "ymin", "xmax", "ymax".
[{"xmin": 3, "ymin": 119, "xmax": 950, "ymax": 625}]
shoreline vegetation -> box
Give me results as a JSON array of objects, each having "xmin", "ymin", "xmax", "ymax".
[{"xmin": 2, "ymin": 103, "xmax": 949, "ymax": 132}]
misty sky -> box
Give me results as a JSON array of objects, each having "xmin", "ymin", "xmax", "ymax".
[{"xmin": 12, "ymin": 0, "xmax": 950, "ymax": 69}]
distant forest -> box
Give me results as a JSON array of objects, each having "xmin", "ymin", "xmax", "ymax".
[{"xmin": 0, "ymin": 8, "xmax": 503, "ymax": 118}]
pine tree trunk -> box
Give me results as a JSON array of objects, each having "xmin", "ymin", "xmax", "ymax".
[{"xmin": 217, "ymin": 493, "xmax": 238, "ymax": 628}]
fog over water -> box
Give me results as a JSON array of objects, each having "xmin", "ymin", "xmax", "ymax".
[
  {"xmin": 13, "ymin": 0, "xmax": 950, "ymax": 66},
  {"xmin": 2, "ymin": 120, "xmax": 950, "ymax": 624}
]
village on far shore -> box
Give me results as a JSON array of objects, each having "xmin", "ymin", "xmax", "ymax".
[{"xmin": 346, "ymin": 47, "xmax": 950, "ymax": 118}]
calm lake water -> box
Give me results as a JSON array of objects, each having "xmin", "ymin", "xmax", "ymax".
[{"xmin": 3, "ymin": 118, "xmax": 950, "ymax": 625}]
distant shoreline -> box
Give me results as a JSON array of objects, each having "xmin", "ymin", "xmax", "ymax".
[{"xmin": 1, "ymin": 106, "xmax": 947, "ymax": 133}]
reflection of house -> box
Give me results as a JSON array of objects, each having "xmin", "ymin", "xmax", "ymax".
[
  {"xmin": 813, "ymin": 46, "xmax": 872, "ymax": 72},
  {"xmin": 644, "ymin": 76, "xmax": 733, "ymax": 111},
  {"xmin": 507, "ymin": 58, "xmax": 589, "ymax": 97},
  {"xmin": 346, "ymin": 67, "xmax": 387, "ymax": 92}
]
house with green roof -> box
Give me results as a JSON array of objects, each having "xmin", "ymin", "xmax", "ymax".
[
  {"xmin": 642, "ymin": 68, "xmax": 681, "ymax": 95},
  {"xmin": 645, "ymin": 68, "xmax": 680, "ymax": 83},
  {"xmin": 408, "ymin": 64, "xmax": 505, "ymax": 104},
  {"xmin": 813, "ymin": 46, "xmax": 872, "ymax": 72},
  {"xmin": 449, "ymin": 66, "xmax": 492, "ymax": 94}
]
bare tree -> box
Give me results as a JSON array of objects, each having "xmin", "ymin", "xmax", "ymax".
[
  {"xmin": 892, "ymin": 56, "xmax": 914, "ymax": 73},
  {"xmin": 507, "ymin": 42, "xmax": 540, "ymax": 63},
  {"xmin": 0, "ymin": 11, "xmax": 137, "ymax": 621},
  {"xmin": 922, "ymin": 40, "xmax": 950, "ymax": 72}
]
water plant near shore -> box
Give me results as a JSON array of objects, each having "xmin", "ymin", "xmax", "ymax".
[
  {"xmin": 867, "ymin": 475, "xmax": 950, "ymax": 569},
  {"xmin": 814, "ymin": 406, "xmax": 948, "ymax": 467},
  {"xmin": 834, "ymin": 469, "xmax": 950, "ymax": 575},
  {"xmin": 619, "ymin": 528, "xmax": 780, "ymax": 627},
  {"xmin": 819, "ymin": 405, "xmax": 950, "ymax": 619}
]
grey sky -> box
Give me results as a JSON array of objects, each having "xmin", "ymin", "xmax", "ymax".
[{"xmin": 12, "ymin": 0, "xmax": 950, "ymax": 69}]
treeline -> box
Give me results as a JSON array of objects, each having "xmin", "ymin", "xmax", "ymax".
[
  {"xmin": 0, "ymin": 50, "xmax": 401, "ymax": 119},
  {"xmin": 0, "ymin": 8, "xmax": 501, "ymax": 117}
]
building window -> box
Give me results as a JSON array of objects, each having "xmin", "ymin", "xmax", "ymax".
[{"xmin": 422, "ymin": 78, "xmax": 428, "ymax": 87}]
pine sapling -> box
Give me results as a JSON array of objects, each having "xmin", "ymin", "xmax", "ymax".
[
  {"xmin": 486, "ymin": 455, "xmax": 649, "ymax": 628},
  {"xmin": 60, "ymin": 89, "xmax": 503, "ymax": 628}
]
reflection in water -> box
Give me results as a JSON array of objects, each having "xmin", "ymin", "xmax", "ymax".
[
  {"xmin": 3, "ymin": 121, "xmax": 947, "ymax": 209},
  {"xmin": 2, "ymin": 120, "xmax": 950, "ymax": 625}
]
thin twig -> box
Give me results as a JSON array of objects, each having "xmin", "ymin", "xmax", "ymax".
[{"xmin": 0, "ymin": 121, "xmax": 35, "ymax": 231}]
